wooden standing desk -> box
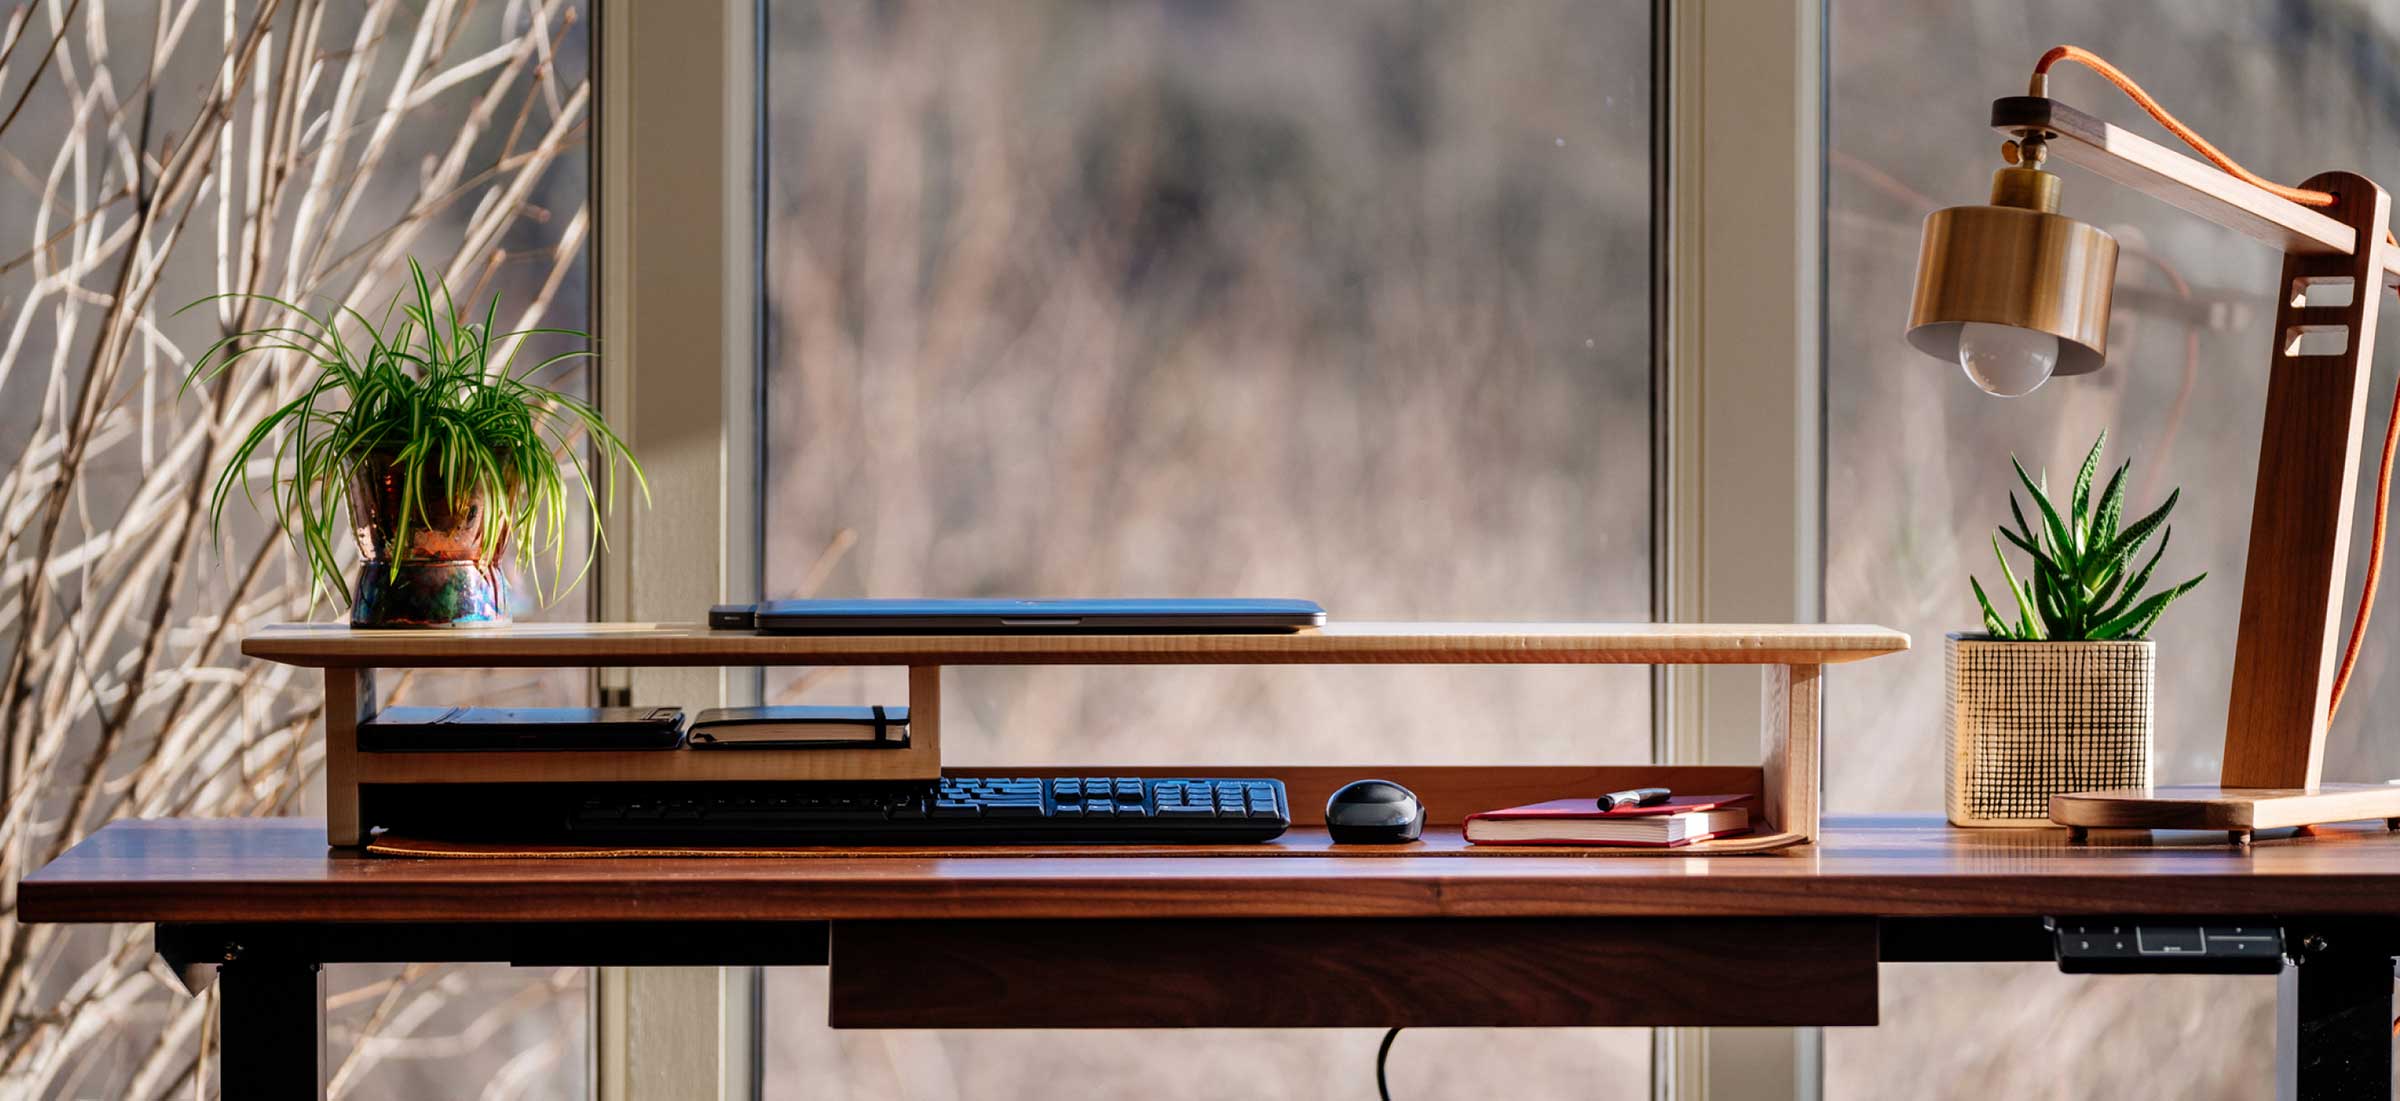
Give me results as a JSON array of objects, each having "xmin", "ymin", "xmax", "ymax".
[{"xmin": 22, "ymin": 815, "xmax": 2400, "ymax": 1100}]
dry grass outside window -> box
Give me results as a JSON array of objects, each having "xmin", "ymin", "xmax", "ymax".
[{"xmin": 0, "ymin": 2, "xmax": 594, "ymax": 1097}]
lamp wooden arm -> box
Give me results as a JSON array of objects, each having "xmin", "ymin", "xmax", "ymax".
[{"xmin": 1991, "ymin": 96, "xmax": 2400, "ymax": 291}]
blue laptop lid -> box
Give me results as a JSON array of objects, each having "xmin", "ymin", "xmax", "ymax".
[{"xmin": 752, "ymin": 598, "xmax": 1325, "ymax": 632}]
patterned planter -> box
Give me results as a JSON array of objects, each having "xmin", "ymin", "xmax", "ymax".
[
  {"xmin": 346, "ymin": 463, "xmax": 511, "ymax": 628},
  {"xmin": 1945, "ymin": 633, "xmax": 2153, "ymax": 827}
]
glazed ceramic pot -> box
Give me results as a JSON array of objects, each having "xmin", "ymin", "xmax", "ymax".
[
  {"xmin": 1944, "ymin": 632, "xmax": 2153, "ymax": 827},
  {"xmin": 347, "ymin": 461, "xmax": 510, "ymax": 628}
]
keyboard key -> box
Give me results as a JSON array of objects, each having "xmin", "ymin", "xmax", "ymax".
[{"xmin": 931, "ymin": 801, "xmax": 983, "ymax": 818}]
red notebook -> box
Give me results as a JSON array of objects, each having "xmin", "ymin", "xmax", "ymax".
[{"xmin": 1461, "ymin": 794, "xmax": 1752, "ymax": 847}]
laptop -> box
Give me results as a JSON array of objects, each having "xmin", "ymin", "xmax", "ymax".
[{"xmin": 749, "ymin": 598, "xmax": 1326, "ymax": 634}]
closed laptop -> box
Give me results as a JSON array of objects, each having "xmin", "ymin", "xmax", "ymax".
[{"xmin": 751, "ymin": 598, "xmax": 1325, "ymax": 634}]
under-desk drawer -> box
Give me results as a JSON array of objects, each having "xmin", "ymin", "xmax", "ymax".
[{"xmin": 828, "ymin": 917, "xmax": 1878, "ymax": 1029}]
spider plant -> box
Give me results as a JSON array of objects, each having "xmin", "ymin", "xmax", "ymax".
[
  {"xmin": 182, "ymin": 258, "xmax": 645, "ymax": 610},
  {"xmin": 1970, "ymin": 431, "xmax": 2204, "ymax": 641}
]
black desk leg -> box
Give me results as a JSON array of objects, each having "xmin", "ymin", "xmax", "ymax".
[
  {"xmin": 2278, "ymin": 931, "xmax": 2394, "ymax": 1101},
  {"xmin": 219, "ymin": 957, "xmax": 325, "ymax": 1100}
]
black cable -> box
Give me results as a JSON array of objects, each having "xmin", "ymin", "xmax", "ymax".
[{"xmin": 1376, "ymin": 1027, "xmax": 1402, "ymax": 1100}]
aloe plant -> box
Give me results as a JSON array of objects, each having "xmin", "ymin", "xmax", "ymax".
[{"xmin": 1970, "ymin": 432, "xmax": 2204, "ymax": 641}]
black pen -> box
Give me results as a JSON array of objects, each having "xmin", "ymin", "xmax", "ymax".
[{"xmin": 1596, "ymin": 787, "xmax": 1672, "ymax": 811}]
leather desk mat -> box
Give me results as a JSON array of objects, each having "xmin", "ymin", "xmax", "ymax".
[{"xmin": 364, "ymin": 826, "xmax": 1808, "ymax": 859}]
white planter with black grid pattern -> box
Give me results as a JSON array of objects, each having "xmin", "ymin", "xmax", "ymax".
[{"xmin": 1945, "ymin": 633, "xmax": 2153, "ymax": 828}]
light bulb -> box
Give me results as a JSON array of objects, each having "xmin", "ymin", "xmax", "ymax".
[{"xmin": 1956, "ymin": 322, "xmax": 2059, "ymax": 397}]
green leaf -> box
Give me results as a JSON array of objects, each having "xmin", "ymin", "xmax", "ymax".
[
  {"xmin": 1998, "ymin": 522, "xmax": 2048, "ymax": 568},
  {"xmin": 2077, "ymin": 535, "xmax": 2142, "ymax": 610},
  {"xmin": 1970, "ymin": 577, "xmax": 2015, "ymax": 638},
  {"xmin": 2008, "ymin": 492, "xmax": 2040, "ymax": 550},
  {"xmin": 2070, "ymin": 431, "xmax": 2105, "ymax": 547},
  {"xmin": 2102, "ymin": 487, "xmax": 2180, "ymax": 566},
  {"xmin": 1993, "ymin": 536, "xmax": 2046, "ymax": 639},
  {"xmin": 2088, "ymin": 527, "xmax": 2173, "ymax": 626},
  {"xmin": 2013, "ymin": 456, "xmax": 2077, "ymax": 566},
  {"xmin": 2088, "ymin": 574, "xmax": 2207, "ymax": 640},
  {"xmin": 2032, "ymin": 550, "xmax": 2079, "ymax": 634},
  {"xmin": 2092, "ymin": 460, "xmax": 2129, "ymax": 546}
]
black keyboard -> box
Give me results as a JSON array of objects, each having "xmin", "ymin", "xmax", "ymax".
[{"xmin": 564, "ymin": 776, "xmax": 1291, "ymax": 844}]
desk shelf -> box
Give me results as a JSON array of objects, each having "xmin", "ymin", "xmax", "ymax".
[
  {"xmin": 243, "ymin": 621, "xmax": 1908, "ymax": 667},
  {"xmin": 240, "ymin": 621, "xmax": 1909, "ymax": 850}
]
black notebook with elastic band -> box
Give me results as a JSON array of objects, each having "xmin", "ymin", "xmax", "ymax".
[{"xmin": 686, "ymin": 705, "xmax": 910, "ymax": 750}]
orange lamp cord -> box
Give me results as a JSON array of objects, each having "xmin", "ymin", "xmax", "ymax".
[
  {"xmin": 2033, "ymin": 46, "xmax": 2346, "ymax": 208},
  {"xmin": 2339, "ymin": 389, "xmax": 2400, "ymax": 724},
  {"xmin": 2033, "ymin": 45, "xmax": 2398, "ymax": 723}
]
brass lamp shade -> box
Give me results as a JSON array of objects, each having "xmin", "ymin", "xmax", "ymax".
[{"xmin": 1907, "ymin": 203, "xmax": 2118, "ymax": 376}]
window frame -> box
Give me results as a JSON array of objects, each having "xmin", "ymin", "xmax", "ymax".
[
  {"xmin": 594, "ymin": 1, "xmax": 1825, "ymax": 1096},
  {"xmin": 1653, "ymin": 2, "xmax": 1827, "ymax": 1098},
  {"xmin": 592, "ymin": 1, "xmax": 764, "ymax": 1099}
]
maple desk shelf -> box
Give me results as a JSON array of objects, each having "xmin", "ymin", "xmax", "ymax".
[{"xmin": 242, "ymin": 622, "xmax": 1910, "ymax": 850}]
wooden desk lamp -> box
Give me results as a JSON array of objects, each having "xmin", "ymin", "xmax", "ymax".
[{"xmin": 1905, "ymin": 47, "xmax": 2400, "ymax": 840}]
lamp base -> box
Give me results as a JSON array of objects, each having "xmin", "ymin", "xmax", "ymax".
[{"xmin": 2050, "ymin": 783, "xmax": 2400, "ymax": 845}]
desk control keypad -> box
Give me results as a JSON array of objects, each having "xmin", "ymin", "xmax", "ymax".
[
  {"xmin": 2051, "ymin": 920, "xmax": 2285, "ymax": 974},
  {"xmin": 566, "ymin": 777, "xmax": 1290, "ymax": 845}
]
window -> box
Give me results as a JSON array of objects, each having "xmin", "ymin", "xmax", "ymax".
[
  {"xmin": 1826, "ymin": 2, "xmax": 2400, "ymax": 1095},
  {"xmin": 756, "ymin": 0, "xmax": 1656, "ymax": 1094}
]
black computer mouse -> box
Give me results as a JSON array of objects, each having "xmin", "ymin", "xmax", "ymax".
[{"xmin": 1325, "ymin": 779, "xmax": 1425, "ymax": 844}]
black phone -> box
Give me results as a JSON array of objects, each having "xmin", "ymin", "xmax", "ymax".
[{"xmin": 360, "ymin": 706, "xmax": 687, "ymax": 751}]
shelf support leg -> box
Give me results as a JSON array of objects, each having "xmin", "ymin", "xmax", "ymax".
[
  {"xmin": 909, "ymin": 665, "xmax": 942, "ymax": 777},
  {"xmin": 1763, "ymin": 664, "xmax": 1821, "ymax": 841},
  {"xmin": 324, "ymin": 668, "xmax": 377, "ymax": 847}
]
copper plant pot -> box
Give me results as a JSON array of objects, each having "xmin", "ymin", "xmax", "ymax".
[{"xmin": 347, "ymin": 459, "xmax": 511, "ymax": 628}]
